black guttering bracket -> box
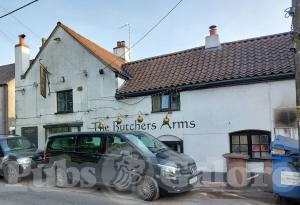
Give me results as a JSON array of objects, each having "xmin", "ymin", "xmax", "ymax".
[{"xmin": 115, "ymin": 73, "xmax": 295, "ymax": 99}]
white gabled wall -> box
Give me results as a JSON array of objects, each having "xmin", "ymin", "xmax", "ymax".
[{"xmin": 15, "ymin": 26, "xmax": 118, "ymax": 148}]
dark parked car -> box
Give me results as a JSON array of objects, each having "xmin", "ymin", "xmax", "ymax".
[
  {"xmin": 0, "ymin": 135, "xmax": 44, "ymax": 184},
  {"xmin": 44, "ymin": 131, "xmax": 199, "ymax": 201}
]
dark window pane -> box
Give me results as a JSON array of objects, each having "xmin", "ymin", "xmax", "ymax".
[
  {"xmin": 152, "ymin": 95, "xmax": 160, "ymax": 112},
  {"xmin": 252, "ymin": 145, "xmax": 261, "ymax": 151},
  {"xmin": 50, "ymin": 136, "xmax": 75, "ymax": 151},
  {"xmin": 232, "ymin": 135, "xmax": 239, "ymax": 144},
  {"xmin": 78, "ymin": 136, "xmax": 102, "ymax": 153},
  {"xmin": 232, "ymin": 145, "xmax": 240, "ymax": 152},
  {"xmin": 240, "ymin": 145, "xmax": 248, "ymax": 152},
  {"xmin": 252, "ymin": 152, "xmax": 261, "ymax": 158},
  {"xmin": 171, "ymin": 93, "xmax": 180, "ymax": 110},
  {"xmin": 261, "ymin": 145, "xmax": 269, "ymax": 152},
  {"xmin": 251, "ymin": 135, "xmax": 260, "ymax": 144},
  {"xmin": 240, "ymin": 135, "xmax": 248, "ymax": 144},
  {"xmin": 260, "ymin": 135, "xmax": 269, "ymax": 144},
  {"xmin": 261, "ymin": 152, "xmax": 269, "ymax": 158},
  {"xmin": 57, "ymin": 90, "xmax": 73, "ymax": 113},
  {"xmin": 106, "ymin": 135, "xmax": 132, "ymax": 154}
]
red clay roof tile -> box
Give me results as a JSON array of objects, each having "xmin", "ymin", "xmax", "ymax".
[{"xmin": 117, "ymin": 32, "xmax": 295, "ymax": 97}]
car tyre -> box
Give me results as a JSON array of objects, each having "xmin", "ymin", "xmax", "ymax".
[
  {"xmin": 136, "ymin": 176, "xmax": 159, "ymax": 201},
  {"xmin": 55, "ymin": 167, "xmax": 68, "ymax": 188},
  {"xmin": 3, "ymin": 162, "xmax": 19, "ymax": 184}
]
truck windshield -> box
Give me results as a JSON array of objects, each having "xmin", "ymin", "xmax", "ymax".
[
  {"xmin": 1, "ymin": 137, "xmax": 34, "ymax": 152},
  {"xmin": 125, "ymin": 132, "xmax": 169, "ymax": 154}
]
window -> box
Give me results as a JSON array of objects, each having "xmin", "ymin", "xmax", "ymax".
[
  {"xmin": 230, "ymin": 130, "xmax": 271, "ymax": 160},
  {"xmin": 57, "ymin": 90, "xmax": 73, "ymax": 113},
  {"xmin": 106, "ymin": 135, "xmax": 132, "ymax": 154},
  {"xmin": 78, "ymin": 135, "xmax": 103, "ymax": 153},
  {"xmin": 49, "ymin": 136, "xmax": 75, "ymax": 152},
  {"xmin": 152, "ymin": 93, "xmax": 180, "ymax": 112},
  {"xmin": 21, "ymin": 126, "xmax": 38, "ymax": 147}
]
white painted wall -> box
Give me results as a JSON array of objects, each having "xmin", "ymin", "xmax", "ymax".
[
  {"xmin": 14, "ymin": 26, "xmax": 297, "ymax": 175},
  {"xmin": 93, "ymin": 80, "xmax": 296, "ymax": 173},
  {"xmin": 15, "ymin": 26, "xmax": 118, "ymax": 148}
]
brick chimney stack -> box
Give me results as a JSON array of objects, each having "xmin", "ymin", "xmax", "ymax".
[
  {"xmin": 15, "ymin": 34, "xmax": 30, "ymax": 80},
  {"xmin": 113, "ymin": 41, "xmax": 130, "ymax": 62},
  {"xmin": 205, "ymin": 25, "xmax": 221, "ymax": 49}
]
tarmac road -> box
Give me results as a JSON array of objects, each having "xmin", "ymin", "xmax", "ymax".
[{"xmin": 0, "ymin": 177, "xmax": 281, "ymax": 205}]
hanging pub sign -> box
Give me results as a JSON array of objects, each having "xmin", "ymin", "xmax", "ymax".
[{"xmin": 40, "ymin": 65, "xmax": 47, "ymax": 98}]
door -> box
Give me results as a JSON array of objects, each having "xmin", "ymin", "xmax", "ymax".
[
  {"xmin": 47, "ymin": 135, "xmax": 76, "ymax": 168},
  {"xmin": 72, "ymin": 134, "xmax": 104, "ymax": 186},
  {"xmin": 101, "ymin": 134, "xmax": 140, "ymax": 189}
]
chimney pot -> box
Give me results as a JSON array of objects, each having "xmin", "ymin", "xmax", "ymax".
[
  {"xmin": 114, "ymin": 40, "xmax": 130, "ymax": 62},
  {"xmin": 209, "ymin": 25, "xmax": 217, "ymax": 36},
  {"xmin": 18, "ymin": 34, "xmax": 27, "ymax": 46}
]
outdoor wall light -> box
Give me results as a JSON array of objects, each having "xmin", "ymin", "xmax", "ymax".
[
  {"xmin": 83, "ymin": 70, "xmax": 88, "ymax": 77},
  {"xmin": 163, "ymin": 115, "xmax": 170, "ymax": 125},
  {"xmin": 116, "ymin": 116, "xmax": 123, "ymax": 124},
  {"xmin": 60, "ymin": 76, "xmax": 65, "ymax": 83},
  {"xmin": 21, "ymin": 88, "xmax": 25, "ymax": 95},
  {"xmin": 137, "ymin": 114, "xmax": 144, "ymax": 123},
  {"xmin": 98, "ymin": 121, "xmax": 105, "ymax": 130},
  {"xmin": 99, "ymin": 69, "xmax": 104, "ymax": 75}
]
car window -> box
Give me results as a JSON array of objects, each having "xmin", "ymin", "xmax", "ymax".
[
  {"xmin": 106, "ymin": 135, "xmax": 132, "ymax": 154},
  {"xmin": 78, "ymin": 135, "xmax": 102, "ymax": 153},
  {"xmin": 50, "ymin": 136, "xmax": 75, "ymax": 152},
  {"xmin": 1, "ymin": 137, "xmax": 34, "ymax": 152}
]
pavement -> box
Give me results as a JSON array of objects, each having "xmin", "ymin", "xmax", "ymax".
[{"xmin": 0, "ymin": 177, "xmax": 289, "ymax": 205}]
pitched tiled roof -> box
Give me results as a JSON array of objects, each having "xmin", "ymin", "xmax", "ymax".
[
  {"xmin": 117, "ymin": 32, "xmax": 295, "ymax": 98},
  {"xmin": 0, "ymin": 63, "xmax": 15, "ymax": 84},
  {"xmin": 59, "ymin": 23, "xmax": 125, "ymax": 72}
]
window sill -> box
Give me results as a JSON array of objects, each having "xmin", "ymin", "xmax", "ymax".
[
  {"xmin": 55, "ymin": 111, "xmax": 74, "ymax": 115},
  {"xmin": 151, "ymin": 109, "xmax": 180, "ymax": 114}
]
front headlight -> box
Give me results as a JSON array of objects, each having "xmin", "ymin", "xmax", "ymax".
[
  {"xmin": 159, "ymin": 165, "xmax": 179, "ymax": 180},
  {"xmin": 271, "ymin": 148, "xmax": 286, "ymax": 155},
  {"xmin": 17, "ymin": 157, "xmax": 32, "ymax": 165}
]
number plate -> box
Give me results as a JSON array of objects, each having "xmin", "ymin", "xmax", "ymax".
[{"xmin": 189, "ymin": 176, "xmax": 198, "ymax": 184}]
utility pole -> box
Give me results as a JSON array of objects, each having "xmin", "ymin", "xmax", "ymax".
[{"xmin": 292, "ymin": 0, "xmax": 300, "ymax": 150}]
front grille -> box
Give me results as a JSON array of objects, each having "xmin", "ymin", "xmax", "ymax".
[{"xmin": 180, "ymin": 164, "xmax": 197, "ymax": 175}]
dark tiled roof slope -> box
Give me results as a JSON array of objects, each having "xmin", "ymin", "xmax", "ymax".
[
  {"xmin": 117, "ymin": 32, "xmax": 295, "ymax": 98},
  {"xmin": 0, "ymin": 63, "xmax": 15, "ymax": 84}
]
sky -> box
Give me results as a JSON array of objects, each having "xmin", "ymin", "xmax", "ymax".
[{"xmin": 0, "ymin": 0, "xmax": 292, "ymax": 65}]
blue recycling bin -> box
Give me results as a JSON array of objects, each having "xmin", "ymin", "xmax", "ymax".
[{"xmin": 271, "ymin": 135, "xmax": 300, "ymax": 199}]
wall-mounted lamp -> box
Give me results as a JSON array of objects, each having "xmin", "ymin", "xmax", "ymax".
[
  {"xmin": 116, "ymin": 116, "xmax": 123, "ymax": 124},
  {"xmin": 98, "ymin": 121, "xmax": 105, "ymax": 130},
  {"xmin": 99, "ymin": 69, "xmax": 104, "ymax": 75},
  {"xmin": 83, "ymin": 70, "xmax": 88, "ymax": 77},
  {"xmin": 60, "ymin": 76, "xmax": 65, "ymax": 83},
  {"xmin": 21, "ymin": 88, "xmax": 25, "ymax": 95}
]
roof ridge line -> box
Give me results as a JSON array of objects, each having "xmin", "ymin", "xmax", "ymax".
[{"xmin": 123, "ymin": 31, "xmax": 291, "ymax": 67}]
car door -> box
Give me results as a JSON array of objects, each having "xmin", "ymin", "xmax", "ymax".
[
  {"xmin": 47, "ymin": 135, "xmax": 77, "ymax": 168},
  {"xmin": 72, "ymin": 134, "xmax": 104, "ymax": 186},
  {"xmin": 101, "ymin": 134, "xmax": 143, "ymax": 189}
]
